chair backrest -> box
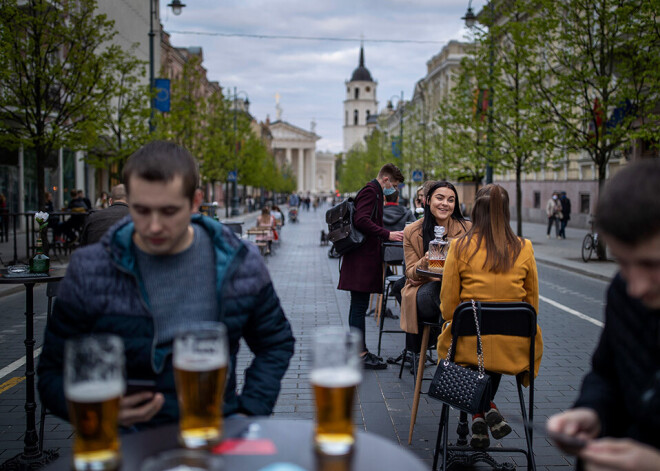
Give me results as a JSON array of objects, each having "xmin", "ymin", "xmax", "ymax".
[
  {"xmin": 46, "ymin": 280, "xmax": 61, "ymax": 318},
  {"xmin": 450, "ymin": 301, "xmax": 537, "ymax": 374},
  {"xmin": 223, "ymin": 222, "xmax": 243, "ymax": 237}
]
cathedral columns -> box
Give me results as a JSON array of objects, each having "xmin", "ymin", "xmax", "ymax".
[{"xmin": 297, "ymin": 148, "xmax": 305, "ymax": 193}]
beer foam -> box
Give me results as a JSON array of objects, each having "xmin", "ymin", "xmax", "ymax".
[
  {"xmin": 310, "ymin": 368, "xmax": 362, "ymax": 388},
  {"xmin": 65, "ymin": 381, "xmax": 125, "ymax": 402},
  {"xmin": 173, "ymin": 355, "xmax": 227, "ymax": 371}
]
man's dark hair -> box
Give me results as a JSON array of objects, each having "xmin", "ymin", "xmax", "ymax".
[
  {"xmin": 385, "ymin": 190, "xmax": 399, "ymax": 203},
  {"xmin": 123, "ymin": 141, "xmax": 199, "ymax": 201},
  {"xmin": 596, "ymin": 159, "xmax": 660, "ymax": 245},
  {"xmin": 378, "ymin": 163, "xmax": 404, "ymax": 184}
]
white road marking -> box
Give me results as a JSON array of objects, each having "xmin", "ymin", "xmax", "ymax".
[
  {"xmin": 540, "ymin": 295, "xmax": 604, "ymax": 328},
  {"xmin": 0, "ymin": 347, "xmax": 42, "ymax": 380}
]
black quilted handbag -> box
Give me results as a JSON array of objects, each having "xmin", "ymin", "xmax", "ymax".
[{"xmin": 428, "ymin": 300, "xmax": 492, "ymax": 414}]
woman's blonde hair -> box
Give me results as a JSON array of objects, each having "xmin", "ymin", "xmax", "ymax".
[{"xmin": 454, "ymin": 184, "xmax": 523, "ymax": 273}]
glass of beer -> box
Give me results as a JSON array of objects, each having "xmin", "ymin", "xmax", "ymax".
[
  {"xmin": 64, "ymin": 334, "xmax": 125, "ymax": 471},
  {"xmin": 311, "ymin": 326, "xmax": 362, "ymax": 456},
  {"xmin": 174, "ymin": 322, "xmax": 228, "ymax": 449}
]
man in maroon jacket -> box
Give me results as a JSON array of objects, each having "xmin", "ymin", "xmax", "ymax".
[{"xmin": 337, "ymin": 164, "xmax": 405, "ymax": 369}]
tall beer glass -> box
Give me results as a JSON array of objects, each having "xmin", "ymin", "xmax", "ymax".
[
  {"xmin": 64, "ymin": 335, "xmax": 125, "ymax": 471},
  {"xmin": 174, "ymin": 322, "xmax": 228, "ymax": 449},
  {"xmin": 311, "ymin": 326, "xmax": 362, "ymax": 455}
]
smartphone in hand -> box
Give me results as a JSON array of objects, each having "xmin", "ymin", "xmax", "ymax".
[{"xmin": 125, "ymin": 379, "xmax": 157, "ymax": 396}]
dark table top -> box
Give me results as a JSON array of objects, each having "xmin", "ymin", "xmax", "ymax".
[
  {"xmin": 416, "ymin": 266, "xmax": 444, "ymax": 279},
  {"xmin": 44, "ymin": 418, "xmax": 427, "ymax": 471},
  {"xmin": 0, "ymin": 267, "xmax": 66, "ymax": 284}
]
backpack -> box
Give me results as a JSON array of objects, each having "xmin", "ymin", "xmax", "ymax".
[{"xmin": 325, "ymin": 189, "xmax": 376, "ymax": 256}]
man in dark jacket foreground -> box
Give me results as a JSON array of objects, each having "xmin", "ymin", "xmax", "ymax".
[
  {"xmin": 38, "ymin": 141, "xmax": 295, "ymax": 430},
  {"xmin": 337, "ymin": 163, "xmax": 404, "ymax": 369},
  {"xmin": 80, "ymin": 184, "xmax": 130, "ymax": 246},
  {"xmin": 547, "ymin": 159, "xmax": 660, "ymax": 470}
]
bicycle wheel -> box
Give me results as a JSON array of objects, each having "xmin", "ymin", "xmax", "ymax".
[{"xmin": 582, "ymin": 234, "xmax": 594, "ymax": 262}]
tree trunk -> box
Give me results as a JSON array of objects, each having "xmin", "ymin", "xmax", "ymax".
[
  {"xmin": 516, "ymin": 166, "xmax": 523, "ymax": 237},
  {"xmin": 595, "ymin": 160, "xmax": 608, "ymax": 260},
  {"xmin": 36, "ymin": 146, "xmax": 46, "ymax": 211}
]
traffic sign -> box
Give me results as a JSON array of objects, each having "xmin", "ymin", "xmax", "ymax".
[
  {"xmin": 412, "ymin": 170, "xmax": 423, "ymax": 182},
  {"xmin": 227, "ymin": 170, "xmax": 237, "ymax": 182}
]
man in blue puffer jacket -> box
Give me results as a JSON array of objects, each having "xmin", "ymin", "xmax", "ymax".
[{"xmin": 38, "ymin": 141, "xmax": 295, "ymax": 430}]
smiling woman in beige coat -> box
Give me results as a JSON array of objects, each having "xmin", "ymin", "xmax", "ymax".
[{"xmin": 399, "ymin": 181, "xmax": 471, "ymax": 353}]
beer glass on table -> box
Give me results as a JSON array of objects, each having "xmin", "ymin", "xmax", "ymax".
[
  {"xmin": 64, "ymin": 335, "xmax": 125, "ymax": 471},
  {"xmin": 311, "ymin": 326, "xmax": 362, "ymax": 456},
  {"xmin": 174, "ymin": 322, "xmax": 228, "ymax": 449}
]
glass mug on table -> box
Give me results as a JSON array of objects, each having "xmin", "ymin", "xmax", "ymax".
[
  {"xmin": 64, "ymin": 334, "xmax": 125, "ymax": 471},
  {"xmin": 174, "ymin": 322, "xmax": 229, "ymax": 449},
  {"xmin": 311, "ymin": 326, "xmax": 363, "ymax": 456}
]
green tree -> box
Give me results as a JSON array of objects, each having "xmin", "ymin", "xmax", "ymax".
[
  {"xmin": 85, "ymin": 47, "xmax": 150, "ymax": 185},
  {"xmin": 467, "ymin": 0, "xmax": 555, "ymax": 236},
  {"xmin": 533, "ymin": 0, "xmax": 660, "ymax": 191},
  {"xmin": 337, "ymin": 128, "xmax": 392, "ymax": 193},
  {"xmin": 433, "ymin": 62, "xmax": 487, "ymax": 200},
  {"xmin": 0, "ymin": 0, "xmax": 136, "ymax": 207},
  {"xmin": 153, "ymin": 55, "xmax": 208, "ymax": 160}
]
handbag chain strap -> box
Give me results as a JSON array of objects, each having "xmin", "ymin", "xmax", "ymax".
[{"xmin": 444, "ymin": 299, "xmax": 486, "ymax": 378}]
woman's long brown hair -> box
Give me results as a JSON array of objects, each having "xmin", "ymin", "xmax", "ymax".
[{"xmin": 454, "ymin": 184, "xmax": 524, "ymax": 273}]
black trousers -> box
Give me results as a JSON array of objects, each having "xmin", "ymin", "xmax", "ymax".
[{"xmin": 393, "ymin": 280, "xmax": 443, "ymax": 353}]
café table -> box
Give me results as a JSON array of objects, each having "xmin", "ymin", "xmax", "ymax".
[
  {"xmin": 415, "ymin": 266, "xmax": 444, "ymax": 279},
  {"xmin": 0, "ymin": 267, "xmax": 67, "ymax": 469},
  {"xmin": 44, "ymin": 418, "xmax": 429, "ymax": 471}
]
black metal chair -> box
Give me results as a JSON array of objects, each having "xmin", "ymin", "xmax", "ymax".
[
  {"xmin": 376, "ymin": 242, "xmax": 405, "ymax": 357},
  {"xmin": 39, "ymin": 280, "xmax": 61, "ymax": 453},
  {"xmin": 432, "ymin": 301, "xmax": 537, "ymax": 471}
]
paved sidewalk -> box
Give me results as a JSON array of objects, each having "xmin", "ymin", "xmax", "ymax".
[{"xmin": 0, "ymin": 207, "xmax": 617, "ymax": 469}]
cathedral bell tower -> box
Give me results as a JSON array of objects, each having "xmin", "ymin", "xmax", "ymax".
[{"xmin": 343, "ymin": 45, "xmax": 378, "ymax": 152}]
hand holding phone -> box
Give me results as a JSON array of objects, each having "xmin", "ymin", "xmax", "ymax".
[{"xmin": 125, "ymin": 379, "xmax": 157, "ymax": 396}]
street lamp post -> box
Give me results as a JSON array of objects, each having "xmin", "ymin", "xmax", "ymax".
[
  {"xmin": 388, "ymin": 91, "xmax": 406, "ymax": 195},
  {"xmin": 463, "ymin": 0, "xmax": 494, "ymax": 184},
  {"xmin": 149, "ymin": 0, "xmax": 186, "ymax": 133},
  {"xmin": 231, "ymin": 87, "xmax": 250, "ymax": 217}
]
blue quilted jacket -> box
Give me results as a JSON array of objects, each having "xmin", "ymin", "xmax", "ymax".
[{"xmin": 37, "ymin": 214, "xmax": 295, "ymax": 429}]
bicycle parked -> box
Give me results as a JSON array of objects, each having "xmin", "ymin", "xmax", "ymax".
[{"xmin": 581, "ymin": 214, "xmax": 599, "ymax": 262}]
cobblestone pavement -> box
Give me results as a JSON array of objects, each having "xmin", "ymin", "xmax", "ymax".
[{"xmin": 0, "ymin": 205, "xmax": 617, "ymax": 469}]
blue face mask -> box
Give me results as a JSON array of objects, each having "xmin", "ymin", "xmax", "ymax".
[{"xmin": 383, "ymin": 187, "xmax": 396, "ymax": 196}]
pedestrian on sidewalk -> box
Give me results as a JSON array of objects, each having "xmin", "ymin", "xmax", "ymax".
[
  {"xmin": 337, "ymin": 163, "xmax": 404, "ymax": 370},
  {"xmin": 38, "ymin": 140, "xmax": 295, "ymax": 430},
  {"xmin": 546, "ymin": 191, "xmax": 562, "ymax": 239},
  {"xmin": 547, "ymin": 159, "xmax": 660, "ymax": 470},
  {"xmin": 559, "ymin": 191, "xmax": 571, "ymax": 239},
  {"xmin": 439, "ymin": 184, "xmax": 542, "ymax": 450}
]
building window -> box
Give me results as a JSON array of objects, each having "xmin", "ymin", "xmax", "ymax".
[
  {"xmin": 354, "ymin": 87, "xmax": 359, "ymax": 99},
  {"xmin": 347, "ymin": 86, "xmax": 350, "ymax": 94},
  {"xmin": 533, "ymin": 191, "xmax": 540, "ymax": 209},
  {"xmin": 366, "ymin": 86, "xmax": 371, "ymax": 92},
  {"xmin": 366, "ymin": 110, "xmax": 370, "ymax": 121},
  {"xmin": 580, "ymin": 193, "xmax": 590, "ymax": 214},
  {"xmin": 353, "ymin": 110, "xmax": 359, "ymax": 125},
  {"xmin": 345, "ymin": 111, "xmax": 348, "ymax": 126}
]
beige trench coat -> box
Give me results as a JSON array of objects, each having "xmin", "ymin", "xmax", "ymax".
[{"xmin": 400, "ymin": 217, "xmax": 471, "ymax": 334}]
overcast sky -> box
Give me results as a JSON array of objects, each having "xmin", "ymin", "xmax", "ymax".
[{"xmin": 159, "ymin": 0, "xmax": 488, "ymax": 153}]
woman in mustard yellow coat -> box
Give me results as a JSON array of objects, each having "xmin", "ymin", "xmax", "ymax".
[{"xmin": 438, "ymin": 184, "xmax": 543, "ymax": 449}]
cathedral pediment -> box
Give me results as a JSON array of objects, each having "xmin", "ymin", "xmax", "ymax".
[{"xmin": 270, "ymin": 120, "xmax": 320, "ymax": 142}]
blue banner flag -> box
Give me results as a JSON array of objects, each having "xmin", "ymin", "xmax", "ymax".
[
  {"xmin": 391, "ymin": 137, "xmax": 401, "ymax": 158},
  {"xmin": 154, "ymin": 79, "xmax": 171, "ymax": 112}
]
